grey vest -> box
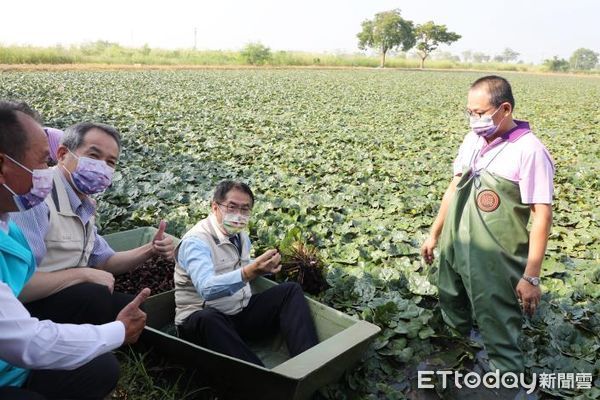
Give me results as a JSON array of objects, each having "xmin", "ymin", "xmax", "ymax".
[
  {"xmin": 174, "ymin": 216, "xmax": 251, "ymax": 324},
  {"xmin": 37, "ymin": 169, "xmax": 95, "ymax": 272}
]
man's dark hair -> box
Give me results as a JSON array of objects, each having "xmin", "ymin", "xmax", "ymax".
[
  {"xmin": 62, "ymin": 122, "xmax": 122, "ymax": 151},
  {"xmin": 12, "ymin": 101, "xmax": 43, "ymax": 124},
  {"xmin": 213, "ymin": 180, "xmax": 255, "ymax": 206},
  {"xmin": 470, "ymin": 75, "xmax": 515, "ymax": 110},
  {"xmin": 0, "ymin": 101, "xmax": 33, "ymax": 161}
]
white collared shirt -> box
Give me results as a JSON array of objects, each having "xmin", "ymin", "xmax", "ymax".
[{"xmin": 0, "ymin": 281, "xmax": 124, "ymax": 370}]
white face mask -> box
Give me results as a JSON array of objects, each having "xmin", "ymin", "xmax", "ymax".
[{"xmin": 222, "ymin": 212, "xmax": 250, "ymax": 235}]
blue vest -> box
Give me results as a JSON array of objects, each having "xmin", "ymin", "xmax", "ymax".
[{"xmin": 0, "ymin": 221, "xmax": 35, "ymax": 387}]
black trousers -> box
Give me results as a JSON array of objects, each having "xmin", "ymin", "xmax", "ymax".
[
  {"xmin": 25, "ymin": 282, "xmax": 133, "ymax": 325},
  {"xmin": 0, "ymin": 353, "xmax": 119, "ymax": 400},
  {"xmin": 178, "ymin": 282, "xmax": 319, "ymax": 366}
]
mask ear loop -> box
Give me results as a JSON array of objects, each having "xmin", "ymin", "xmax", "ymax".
[
  {"xmin": 4, "ymin": 154, "xmax": 34, "ymax": 174},
  {"xmin": 61, "ymin": 163, "xmax": 87, "ymax": 195},
  {"xmin": 68, "ymin": 149, "xmax": 80, "ymax": 161},
  {"xmin": 2, "ymin": 182, "xmax": 18, "ymax": 196},
  {"xmin": 2, "ymin": 155, "xmax": 33, "ymax": 197},
  {"xmin": 490, "ymin": 106, "xmax": 503, "ymax": 118}
]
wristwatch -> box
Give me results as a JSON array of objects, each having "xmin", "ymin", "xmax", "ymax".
[{"xmin": 522, "ymin": 274, "xmax": 540, "ymax": 286}]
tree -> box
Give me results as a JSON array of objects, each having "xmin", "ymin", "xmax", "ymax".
[
  {"xmin": 432, "ymin": 51, "xmax": 460, "ymax": 62},
  {"xmin": 501, "ymin": 48, "xmax": 520, "ymax": 63},
  {"xmin": 472, "ymin": 52, "xmax": 490, "ymax": 63},
  {"xmin": 569, "ymin": 48, "xmax": 599, "ymax": 70},
  {"xmin": 80, "ymin": 40, "xmax": 121, "ymax": 56},
  {"xmin": 461, "ymin": 50, "xmax": 473, "ymax": 63},
  {"xmin": 357, "ymin": 9, "xmax": 415, "ymax": 68},
  {"xmin": 414, "ymin": 21, "xmax": 461, "ymax": 68},
  {"xmin": 543, "ymin": 56, "xmax": 570, "ymax": 72},
  {"xmin": 240, "ymin": 42, "xmax": 272, "ymax": 65}
]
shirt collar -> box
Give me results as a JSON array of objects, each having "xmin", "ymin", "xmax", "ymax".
[
  {"xmin": 0, "ymin": 213, "xmax": 9, "ymax": 234},
  {"xmin": 503, "ymin": 120, "xmax": 531, "ymax": 143},
  {"xmin": 58, "ymin": 170, "xmax": 95, "ymax": 213},
  {"xmin": 209, "ymin": 214, "xmax": 231, "ymax": 243},
  {"xmin": 479, "ymin": 119, "xmax": 531, "ymax": 156}
]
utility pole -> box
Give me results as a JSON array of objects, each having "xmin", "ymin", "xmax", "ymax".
[{"xmin": 193, "ymin": 27, "xmax": 197, "ymax": 51}]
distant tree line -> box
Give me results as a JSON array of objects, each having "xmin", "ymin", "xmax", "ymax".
[
  {"xmin": 461, "ymin": 48, "xmax": 521, "ymax": 63},
  {"xmin": 542, "ymin": 48, "xmax": 599, "ymax": 72},
  {"xmin": 1, "ymin": 35, "xmax": 596, "ymax": 73}
]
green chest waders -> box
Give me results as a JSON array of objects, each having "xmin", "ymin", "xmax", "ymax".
[{"xmin": 438, "ymin": 167, "xmax": 531, "ymax": 373}]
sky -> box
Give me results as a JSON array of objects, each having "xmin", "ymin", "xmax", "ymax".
[{"xmin": 1, "ymin": 0, "xmax": 598, "ymax": 63}]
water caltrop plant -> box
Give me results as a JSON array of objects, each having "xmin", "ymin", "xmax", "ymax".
[{"xmin": 1, "ymin": 69, "xmax": 598, "ymax": 399}]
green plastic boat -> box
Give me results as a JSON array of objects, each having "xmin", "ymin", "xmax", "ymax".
[{"xmin": 105, "ymin": 227, "xmax": 381, "ymax": 400}]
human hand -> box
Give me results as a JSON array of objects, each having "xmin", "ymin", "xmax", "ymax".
[
  {"xmin": 151, "ymin": 220, "xmax": 174, "ymax": 260},
  {"xmin": 84, "ymin": 268, "xmax": 115, "ymax": 293},
  {"xmin": 244, "ymin": 249, "xmax": 281, "ymax": 281},
  {"xmin": 116, "ymin": 288, "xmax": 150, "ymax": 344},
  {"xmin": 516, "ymin": 279, "xmax": 541, "ymax": 316},
  {"xmin": 421, "ymin": 235, "xmax": 437, "ymax": 265}
]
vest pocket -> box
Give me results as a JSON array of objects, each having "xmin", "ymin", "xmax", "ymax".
[{"xmin": 42, "ymin": 238, "xmax": 89, "ymax": 270}]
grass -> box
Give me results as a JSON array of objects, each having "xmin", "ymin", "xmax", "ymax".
[
  {"xmin": 2, "ymin": 43, "xmax": 598, "ymax": 75},
  {"xmin": 0, "ymin": 42, "xmax": 547, "ymax": 72},
  {"xmin": 113, "ymin": 347, "xmax": 216, "ymax": 400}
]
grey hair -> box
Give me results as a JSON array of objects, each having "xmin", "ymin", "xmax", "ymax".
[{"xmin": 61, "ymin": 122, "xmax": 121, "ymax": 151}]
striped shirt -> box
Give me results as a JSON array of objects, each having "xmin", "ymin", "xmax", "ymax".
[{"xmin": 9, "ymin": 171, "xmax": 115, "ymax": 268}]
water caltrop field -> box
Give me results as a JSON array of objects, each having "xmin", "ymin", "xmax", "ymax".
[{"xmin": 1, "ymin": 69, "xmax": 598, "ymax": 399}]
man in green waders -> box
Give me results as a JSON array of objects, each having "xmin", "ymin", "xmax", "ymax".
[{"xmin": 421, "ymin": 76, "xmax": 554, "ymax": 374}]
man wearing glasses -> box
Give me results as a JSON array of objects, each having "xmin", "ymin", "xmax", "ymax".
[
  {"xmin": 174, "ymin": 180, "xmax": 318, "ymax": 366},
  {"xmin": 11, "ymin": 121, "xmax": 175, "ymax": 326},
  {"xmin": 0, "ymin": 101, "xmax": 149, "ymax": 399},
  {"xmin": 421, "ymin": 76, "xmax": 554, "ymax": 374}
]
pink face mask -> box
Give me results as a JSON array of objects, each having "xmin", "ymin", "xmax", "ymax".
[{"xmin": 67, "ymin": 150, "xmax": 115, "ymax": 195}]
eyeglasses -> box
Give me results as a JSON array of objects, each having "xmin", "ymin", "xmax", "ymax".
[
  {"xmin": 217, "ymin": 203, "xmax": 252, "ymax": 216},
  {"xmin": 464, "ymin": 107, "xmax": 497, "ymax": 120}
]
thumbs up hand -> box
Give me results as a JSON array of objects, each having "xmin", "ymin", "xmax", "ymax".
[
  {"xmin": 151, "ymin": 220, "xmax": 174, "ymax": 260},
  {"xmin": 116, "ymin": 288, "xmax": 150, "ymax": 344},
  {"xmin": 154, "ymin": 220, "xmax": 167, "ymax": 242}
]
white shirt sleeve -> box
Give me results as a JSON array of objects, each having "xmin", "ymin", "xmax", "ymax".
[{"xmin": 0, "ymin": 281, "xmax": 125, "ymax": 370}]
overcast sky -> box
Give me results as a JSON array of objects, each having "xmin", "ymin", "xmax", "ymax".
[{"xmin": 1, "ymin": 0, "xmax": 598, "ymax": 63}]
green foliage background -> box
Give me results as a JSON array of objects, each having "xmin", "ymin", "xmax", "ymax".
[{"xmin": 0, "ymin": 70, "xmax": 598, "ymax": 399}]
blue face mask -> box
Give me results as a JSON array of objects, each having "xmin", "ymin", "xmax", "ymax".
[
  {"xmin": 2, "ymin": 155, "xmax": 54, "ymax": 211},
  {"xmin": 469, "ymin": 107, "xmax": 503, "ymax": 138}
]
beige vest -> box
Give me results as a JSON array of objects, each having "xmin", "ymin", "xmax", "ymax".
[
  {"xmin": 174, "ymin": 215, "xmax": 251, "ymax": 325},
  {"xmin": 37, "ymin": 169, "xmax": 96, "ymax": 272}
]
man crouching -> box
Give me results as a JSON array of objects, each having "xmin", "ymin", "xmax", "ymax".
[{"xmin": 174, "ymin": 180, "xmax": 318, "ymax": 366}]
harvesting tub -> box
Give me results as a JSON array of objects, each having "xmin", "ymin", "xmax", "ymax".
[{"xmin": 104, "ymin": 227, "xmax": 380, "ymax": 400}]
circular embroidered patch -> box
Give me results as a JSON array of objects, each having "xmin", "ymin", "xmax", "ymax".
[{"xmin": 477, "ymin": 190, "xmax": 500, "ymax": 212}]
